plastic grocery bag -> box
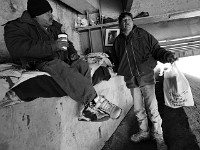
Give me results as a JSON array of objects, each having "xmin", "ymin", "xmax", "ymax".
[{"xmin": 163, "ymin": 62, "xmax": 194, "ymax": 108}]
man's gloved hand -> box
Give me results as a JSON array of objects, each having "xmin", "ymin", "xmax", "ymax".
[
  {"xmin": 56, "ymin": 38, "xmax": 69, "ymax": 51},
  {"xmin": 166, "ymin": 53, "xmax": 178, "ymax": 63}
]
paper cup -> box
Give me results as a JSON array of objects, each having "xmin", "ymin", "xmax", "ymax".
[
  {"xmin": 58, "ymin": 34, "xmax": 68, "ymax": 41},
  {"xmin": 58, "ymin": 34, "xmax": 68, "ymax": 49}
]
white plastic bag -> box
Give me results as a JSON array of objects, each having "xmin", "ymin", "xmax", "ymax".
[{"xmin": 163, "ymin": 62, "xmax": 194, "ymax": 108}]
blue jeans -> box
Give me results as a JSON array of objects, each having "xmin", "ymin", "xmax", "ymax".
[{"xmin": 130, "ymin": 84, "xmax": 163, "ymax": 134}]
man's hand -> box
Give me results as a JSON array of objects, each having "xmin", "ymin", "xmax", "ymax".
[
  {"xmin": 166, "ymin": 53, "xmax": 178, "ymax": 63},
  {"xmin": 56, "ymin": 38, "xmax": 69, "ymax": 51}
]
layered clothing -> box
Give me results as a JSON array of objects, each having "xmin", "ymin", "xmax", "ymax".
[
  {"xmin": 4, "ymin": 11, "xmax": 96, "ymax": 104},
  {"xmin": 112, "ymin": 25, "xmax": 172, "ymax": 88},
  {"xmin": 111, "ymin": 25, "xmax": 173, "ymax": 135},
  {"xmin": 4, "ymin": 11, "xmax": 78, "ymax": 68}
]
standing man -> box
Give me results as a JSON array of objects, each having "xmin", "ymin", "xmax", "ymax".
[
  {"xmin": 111, "ymin": 12, "xmax": 177, "ymax": 150},
  {"xmin": 4, "ymin": 0, "xmax": 122, "ymax": 122}
]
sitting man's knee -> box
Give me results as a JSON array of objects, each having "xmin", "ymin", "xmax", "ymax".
[{"xmin": 73, "ymin": 59, "xmax": 89, "ymax": 69}]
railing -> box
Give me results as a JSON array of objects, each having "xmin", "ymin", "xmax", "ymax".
[{"xmin": 160, "ymin": 35, "xmax": 200, "ymax": 58}]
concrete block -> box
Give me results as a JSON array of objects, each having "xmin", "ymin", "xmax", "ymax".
[{"xmin": 0, "ymin": 76, "xmax": 133, "ymax": 150}]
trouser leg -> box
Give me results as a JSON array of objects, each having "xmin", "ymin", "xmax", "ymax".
[
  {"xmin": 71, "ymin": 59, "xmax": 92, "ymax": 82},
  {"xmin": 130, "ymin": 87, "xmax": 148, "ymax": 132},
  {"xmin": 140, "ymin": 84, "xmax": 163, "ymax": 134},
  {"xmin": 39, "ymin": 59, "xmax": 97, "ymax": 105}
]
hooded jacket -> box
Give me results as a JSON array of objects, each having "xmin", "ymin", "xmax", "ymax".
[
  {"xmin": 4, "ymin": 11, "xmax": 78, "ymax": 68},
  {"xmin": 111, "ymin": 25, "xmax": 172, "ymax": 88}
]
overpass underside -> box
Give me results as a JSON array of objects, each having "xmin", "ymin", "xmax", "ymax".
[{"xmin": 137, "ymin": 13, "xmax": 200, "ymax": 58}]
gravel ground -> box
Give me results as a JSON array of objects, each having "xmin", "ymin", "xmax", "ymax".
[{"xmin": 102, "ymin": 74, "xmax": 200, "ymax": 150}]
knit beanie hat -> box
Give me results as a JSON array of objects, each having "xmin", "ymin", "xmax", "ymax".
[{"xmin": 27, "ymin": 0, "xmax": 53, "ymax": 18}]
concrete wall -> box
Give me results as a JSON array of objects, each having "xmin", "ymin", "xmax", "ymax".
[
  {"xmin": 1, "ymin": 0, "xmax": 200, "ymax": 61},
  {"xmin": 130, "ymin": 0, "xmax": 200, "ymax": 41},
  {"xmin": 0, "ymin": 76, "xmax": 133, "ymax": 150},
  {"xmin": 130, "ymin": 0, "xmax": 200, "ymax": 17},
  {"xmin": 0, "ymin": 0, "xmax": 81, "ymax": 62},
  {"xmin": 99, "ymin": 0, "xmax": 200, "ymax": 21},
  {"xmin": 139, "ymin": 17, "xmax": 200, "ymax": 41},
  {"xmin": 100, "ymin": 0, "xmax": 122, "ymax": 20}
]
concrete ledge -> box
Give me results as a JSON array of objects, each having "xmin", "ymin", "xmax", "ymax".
[{"xmin": 0, "ymin": 76, "xmax": 133, "ymax": 150}]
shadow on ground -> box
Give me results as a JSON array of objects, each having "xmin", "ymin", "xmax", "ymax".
[{"xmin": 102, "ymin": 75, "xmax": 200, "ymax": 150}]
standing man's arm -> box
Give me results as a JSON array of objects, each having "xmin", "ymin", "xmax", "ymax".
[{"xmin": 147, "ymin": 32, "xmax": 177, "ymax": 63}]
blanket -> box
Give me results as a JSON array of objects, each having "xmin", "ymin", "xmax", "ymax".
[
  {"xmin": 0, "ymin": 53, "xmax": 116, "ymax": 108},
  {"xmin": 0, "ymin": 63, "xmax": 50, "ymax": 108},
  {"xmin": 84, "ymin": 52, "xmax": 116, "ymax": 77}
]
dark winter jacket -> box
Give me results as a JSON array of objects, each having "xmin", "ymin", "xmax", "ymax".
[
  {"xmin": 4, "ymin": 11, "xmax": 78, "ymax": 68},
  {"xmin": 111, "ymin": 25, "xmax": 172, "ymax": 88}
]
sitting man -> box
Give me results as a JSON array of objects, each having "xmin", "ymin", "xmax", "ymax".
[{"xmin": 3, "ymin": 0, "xmax": 122, "ymax": 122}]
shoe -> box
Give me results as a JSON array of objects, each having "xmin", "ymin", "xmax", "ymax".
[
  {"xmin": 152, "ymin": 133, "xmax": 168, "ymax": 150},
  {"xmin": 134, "ymin": 11, "xmax": 149, "ymax": 18},
  {"xmin": 78, "ymin": 103, "xmax": 110, "ymax": 122},
  {"xmin": 78, "ymin": 95, "xmax": 122, "ymax": 122},
  {"xmin": 94, "ymin": 95, "xmax": 122, "ymax": 119},
  {"xmin": 131, "ymin": 130, "xmax": 150, "ymax": 142}
]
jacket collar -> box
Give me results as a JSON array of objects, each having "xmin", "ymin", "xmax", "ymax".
[
  {"xmin": 120, "ymin": 25, "xmax": 137, "ymax": 42},
  {"xmin": 1, "ymin": 11, "xmax": 35, "ymax": 26},
  {"xmin": 20, "ymin": 11, "xmax": 62, "ymax": 30},
  {"xmin": 20, "ymin": 11, "xmax": 36, "ymax": 25}
]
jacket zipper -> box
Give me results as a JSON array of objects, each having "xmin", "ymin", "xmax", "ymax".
[
  {"xmin": 125, "ymin": 40, "xmax": 134, "ymax": 77},
  {"xmin": 130, "ymin": 41, "xmax": 141, "ymax": 77},
  {"xmin": 35, "ymin": 25, "xmax": 43, "ymax": 41}
]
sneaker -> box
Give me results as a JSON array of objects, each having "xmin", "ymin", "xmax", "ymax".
[
  {"xmin": 131, "ymin": 130, "xmax": 150, "ymax": 142},
  {"xmin": 152, "ymin": 133, "xmax": 167, "ymax": 150},
  {"xmin": 78, "ymin": 102, "xmax": 110, "ymax": 122},
  {"xmin": 94, "ymin": 95, "xmax": 122, "ymax": 119}
]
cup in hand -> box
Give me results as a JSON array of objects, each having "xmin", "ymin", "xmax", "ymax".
[{"xmin": 58, "ymin": 34, "xmax": 68, "ymax": 50}]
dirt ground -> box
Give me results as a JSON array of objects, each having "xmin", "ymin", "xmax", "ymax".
[{"xmin": 102, "ymin": 74, "xmax": 200, "ymax": 150}]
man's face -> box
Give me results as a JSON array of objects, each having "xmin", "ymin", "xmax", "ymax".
[
  {"xmin": 35, "ymin": 10, "xmax": 53, "ymax": 28},
  {"xmin": 119, "ymin": 15, "xmax": 134, "ymax": 32}
]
